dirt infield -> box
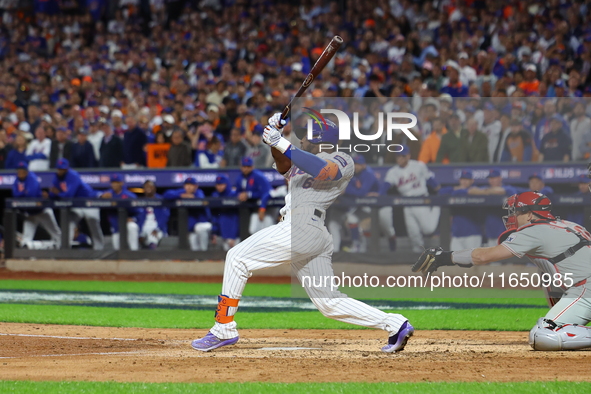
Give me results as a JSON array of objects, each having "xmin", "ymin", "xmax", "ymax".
[{"xmin": 0, "ymin": 323, "xmax": 589, "ymax": 383}]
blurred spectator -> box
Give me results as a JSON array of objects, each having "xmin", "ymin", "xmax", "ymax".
[
  {"xmin": 518, "ymin": 64, "xmax": 540, "ymax": 96},
  {"xmin": 164, "ymin": 178, "xmax": 212, "ymax": 251},
  {"xmin": 166, "ymin": 130, "xmax": 192, "ymax": 167},
  {"xmin": 468, "ymin": 169, "xmax": 518, "ymax": 247},
  {"xmin": 145, "ymin": 132, "xmax": 170, "ymax": 168},
  {"xmin": 439, "ymin": 170, "xmax": 482, "ymax": 250},
  {"xmin": 534, "ymin": 100, "xmax": 570, "ymax": 149},
  {"xmin": 245, "ymin": 124, "xmax": 272, "ymax": 168},
  {"xmin": 436, "ymin": 113, "xmax": 464, "ymax": 163},
  {"xmin": 140, "ymin": 181, "xmax": 170, "ymax": 249},
  {"xmin": 49, "ymin": 127, "xmax": 73, "ymax": 168},
  {"xmin": 122, "ymin": 117, "xmax": 147, "ymax": 168},
  {"xmin": 570, "ymin": 101, "xmax": 591, "ymax": 161},
  {"xmin": 26, "ymin": 126, "xmax": 51, "ymax": 171},
  {"xmin": 5, "ymin": 134, "xmax": 28, "ymax": 170},
  {"xmin": 482, "ymin": 103, "xmax": 503, "ymax": 163},
  {"xmin": 47, "ymin": 159, "xmax": 104, "ymax": 250},
  {"xmin": 461, "ymin": 117, "xmax": 489, "ymax": 163},
  {"xmin": 221, "ymin": 127, "xmax": 248, "ymax": 167},
  {"xmin": 418, "ymin": 117, "xmax": 445, "ymax": 164},
  {"xmin": 70, "ymin": 129, "xmax": 98, "ymax": 168},
  {"xmin": 13, "ymin": 162, "xmax": 61, "ymax": 249},
  {"xmin": 100, "ymin": 174, "xmax": 143, "ymax": 251},
  {"xmin": 211, "ymin": 174, "xmax": 240, "ymax": 252},
  {"xmin": 194, "ymin": 135, "xmax": 223, "ymax": 168},
  {"xmin": 87, "ymin": 120, "xmax": 104, "ymax": 163},
  {"xmin": 441, "ymin": 61, "xmax": 468, "ymax": 97},
  {"xmin": 0, "ymin": 130, "xmax": 11, "ymax": 169},
  {"xmin": 539, "ymin": 115, "xmax": 572, "ymax": 162},
  {"xmin": 500, "ymin": 120, "xmax": 538, "ymax": 162},
  {"xmin": 99, "ymin": 122, "xmax": 124, "ymax": 168}
]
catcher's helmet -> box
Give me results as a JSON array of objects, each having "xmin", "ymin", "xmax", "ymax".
[
  {"xmin": 502, "ymin": 191, "xmax": 554, "ymax": 230},
  {"xmin": 306, "ymin": 118, "xmax": 339, "ymax": 144}
]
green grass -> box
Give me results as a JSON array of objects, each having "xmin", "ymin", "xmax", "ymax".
[
  {"xmin": 0, "ymin": 381, "xmax": 589, "ymax": 394},
  {"xmin": 0, "ymin": 279, "xmax": 548, "ymax": 305},
  {"xmin": 0, "ymin": 304, "xmax": 544, "ymax": 331}
]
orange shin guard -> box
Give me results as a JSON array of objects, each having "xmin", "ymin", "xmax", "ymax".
[{"xmin": 215, "ymin": 295, "xmax": 240, "ymax": 324}]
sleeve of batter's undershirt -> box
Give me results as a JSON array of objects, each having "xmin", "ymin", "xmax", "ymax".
[{"xmin": 285, "ymin": 147, "xmax": 342, "ymax": 181}]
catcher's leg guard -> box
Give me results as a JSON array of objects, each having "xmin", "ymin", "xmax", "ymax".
[
  {"xmin": 529, "ymin": 318, "xmax": 591, "ymax": 350},
  {"xmin": 215, "ymin": 295, "xmax": 240, "ymax": 324}
]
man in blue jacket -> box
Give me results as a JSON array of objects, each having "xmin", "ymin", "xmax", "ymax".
[
  {"xmin": 342, "ymin": 155, "xmax": 387, "ymax": 253},
  {"xmin": 439, "ymin": 170, "xmax": 483, "ymax": 250},
  {"xmin": 13, "ymin": 161, "xmax": 61, "ymax": 249},
  {"xmin": 47, "ymin": 158, "xmax": 104, "ymax": 250},
  {"xmin": 164, "ymin": 177, "xmax": 212, "ymax": 251},
  {"xmin": 140, "ymin": 180, "xmax": 170, "ymax": 249},
  {"xmin": 468, "ymin": 168, "xmax": 517, "ymax": 246},
  {"xmin": 100, "ymin": 174, "xmax": 144, "ymax": 251},
  {"xmin": 211, "ymin": 174, "xmax": 240, "ymax": 251},
  {"xmin": 236, "ymin": 157, "xmax": 272, "ymax": 235}
]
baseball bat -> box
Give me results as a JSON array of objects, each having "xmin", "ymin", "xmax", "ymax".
[{"xmin": 280, "ymin": 35, "xmax": 344, "ymax": 121}]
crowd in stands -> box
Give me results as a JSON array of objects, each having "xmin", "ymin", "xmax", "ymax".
[{"xmin": 0, "ymin": 0, "xmax": 590, "ymax": 170}]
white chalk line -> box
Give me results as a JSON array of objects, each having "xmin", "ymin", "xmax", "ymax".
[
  {"xmin": 0, "ymin": 332, "xmax": 139, "ymax": 341},
  {"xmin": 0, "ymin": 351, "xmax": 143, "ymax": 359}
]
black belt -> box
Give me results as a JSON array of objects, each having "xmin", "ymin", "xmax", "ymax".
[{"xmin": 314, "ymin": 209, "xmax": 322, "ymax": 218}]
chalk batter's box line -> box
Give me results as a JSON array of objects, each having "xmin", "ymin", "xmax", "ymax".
[
  {"xmin": 0, "ymin": 332, "xmax": 139, "ymax": 341},
  {"xmin": 0, "ymin": 351, "xmax": 143, "ymax": 359}
]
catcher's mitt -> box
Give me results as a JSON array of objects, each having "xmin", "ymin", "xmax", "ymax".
[{"xmin": 411, "ymin": 247, "xmax": 454, "ymax": 275}]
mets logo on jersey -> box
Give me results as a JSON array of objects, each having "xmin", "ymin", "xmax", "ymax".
[{"xmin": 60, "ymin": 182, "xmax": 68, "ymax": 191}]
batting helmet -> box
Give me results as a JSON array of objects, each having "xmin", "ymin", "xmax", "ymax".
[
  {"xmin": 306, "ymin": 118, "xmax": 339, "ymax": 145},
  {"xmin": 502, "ymin": 191, "xmax": 554, "ymax": 230}
]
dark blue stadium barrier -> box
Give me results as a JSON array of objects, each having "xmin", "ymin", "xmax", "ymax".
[{"xmin": 0, "ymin": 162, "xmax": 588, "ymax": 190}]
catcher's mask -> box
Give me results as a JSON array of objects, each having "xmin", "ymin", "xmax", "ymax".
[{"xmin": 503, "ymin": 191, "xmax": 554, "ymax": 230}]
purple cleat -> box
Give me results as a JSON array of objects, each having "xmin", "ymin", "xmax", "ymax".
[
  {"xmin": 191, "ymin": 332, "xmax": 239, "ymax": 352},
  {"xmin": 381, "ymin": 321, "xmax": 414, "ymax": 353}
]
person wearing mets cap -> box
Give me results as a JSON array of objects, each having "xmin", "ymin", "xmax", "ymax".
[
  {"xmin": 12, "ymin": 161, "xmax": 62, "ymax": 249},
  {"xmin": 413, "ymin": 191, "xmax": 591, "ymax": 351},
  {"xmin": 47, "ymin": 158, "xmax": 105, "ymax": 250},
  {"xmin": 100, "ymin": 174, "xmax": 144, "ymax": 251},
  {"xmin": 211, "ymin": 174, "xmax": 240, "ymax": 252},
  {"xmin": 192, "ymin": 112, "xmax": 413, "ymax": 353},
  {"xmin": 382, "ymin": 145, "xmax": 440, "ymax": 253},
  {"xmin": 163, "ymin": 177, "xmax": 212, "ymax": 251},
  {"xmin": 438, "ymin": 169, "xmax": 482, "ymax": 250}
]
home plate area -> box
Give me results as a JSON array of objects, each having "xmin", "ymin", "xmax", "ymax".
[{"xmin": 0, "ymin": 323, "xmax": 590, "ymax": 383}]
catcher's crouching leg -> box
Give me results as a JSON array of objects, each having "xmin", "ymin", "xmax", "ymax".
[{"xmin": 529, "ymin": 318, "xmax": 591, "ymax": 350}]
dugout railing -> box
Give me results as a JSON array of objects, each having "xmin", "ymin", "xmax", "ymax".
[{"xmin": 6, "ymin": 195, "xmax": 591, "ymax": 264}]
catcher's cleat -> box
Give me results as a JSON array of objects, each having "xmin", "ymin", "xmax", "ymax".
[
  {"xmin": 191, "ymin": 332, "xmax": 239, "ymax": 352},
  {"xmin": 381, "ymin": 321, "xmax": 414, "ymax": 353}
]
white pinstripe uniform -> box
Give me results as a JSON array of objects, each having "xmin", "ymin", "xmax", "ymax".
[
  {"xmin": 210, "ymin": 151, "xmax": 408, "ymax": 340},
  {"xmin": 501, "ymin": 219, "xmax": 591, "ymax": 326},
  {"xmin": 384, "ymin": 160, "xmax": 440, "ymax": 253}
]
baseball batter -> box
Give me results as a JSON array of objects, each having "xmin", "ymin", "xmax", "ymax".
[
  {"xmin": 413, "ymin": 191, "xmax": 591, "ymax": 350},
  {"xmin": 382, "ymin": 146, "xmax": 440, "ymax": 253},
  {"xmin": 192, "ymin": 113, "xmax": 413, "ymax": 353}
]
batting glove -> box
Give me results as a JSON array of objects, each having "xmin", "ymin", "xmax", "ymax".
[
  {"xmin": 269, "ymin": 112, "xmax": 287, "ymax": 129},
  {"xmin": 263, "ymin": 125, "xmax": 291, "ymax": 153},
  {"xmin": 411, "ymin": 247, "xmax": 454, "ymax": 275}
]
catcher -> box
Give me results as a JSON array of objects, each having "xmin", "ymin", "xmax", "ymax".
[{"xmin": 413, "ymin": 191, "xmax": 591, "ymax": 351}]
